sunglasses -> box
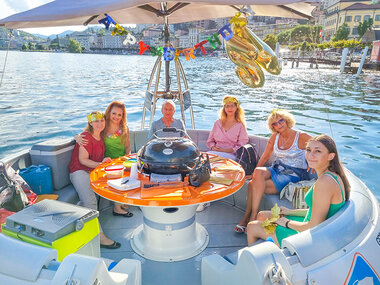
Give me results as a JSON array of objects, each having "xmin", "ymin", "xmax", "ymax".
[{"xmin": 272, "ymin": 118, "xmax": 285, "ymax": 127}]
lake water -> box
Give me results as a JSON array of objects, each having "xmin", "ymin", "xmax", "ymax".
[{"xmin": 0, "ymin": 51, "xmax": 379, "ymax": 201}]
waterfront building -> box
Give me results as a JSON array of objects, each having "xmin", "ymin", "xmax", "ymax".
[
  {"xmin": 323, "ymin": 0, "xmax": 380, "ymax": 40},
  {"xmin": 70, "ymin": 32, "xmax": 95, "ymax": 51}
]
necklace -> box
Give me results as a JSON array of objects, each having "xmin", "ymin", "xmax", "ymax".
[{"xmin": 279, "ymin": 134, "xmax": 291, "ymax": 149}]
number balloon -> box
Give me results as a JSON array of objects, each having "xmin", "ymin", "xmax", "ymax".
[{"xmin": 225, "ymin": 14, "xmax": 281, "ymax": 88}]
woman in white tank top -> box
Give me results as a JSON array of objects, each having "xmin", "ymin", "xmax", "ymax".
[{"xmin": 234, "ymin": 109, "xmax": 316, "ymax": 233}]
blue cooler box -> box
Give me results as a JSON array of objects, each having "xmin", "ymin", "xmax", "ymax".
[{"xmin": 19, "ymin": 165, "xmax": 53, "ymax": 195}]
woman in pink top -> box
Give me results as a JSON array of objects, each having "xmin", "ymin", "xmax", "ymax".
[
  {"xmin": 197, "ymin": 96, "xmax": 249, "ymax": 212},
  {"xmin": 206, "ymin": 96, "xmax": 249, "ymax": 160}
]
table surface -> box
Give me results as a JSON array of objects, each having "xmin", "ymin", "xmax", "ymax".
[{"xmin": 90, "ymin": 154, "xmax": 245, "ymax": 207}]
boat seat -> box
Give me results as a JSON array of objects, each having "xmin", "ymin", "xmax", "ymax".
[
  {"xmin": 281, "ymin": 171, "xmax": 372, "ymax": 267},
  {"xmin": 0, "ymin": 233, "xmax": 58, "ymax": 282},
  {"xmin": 52, "ymin": 254, "xmax": 141, "ymax": 285},
  {"xmin": 0, "ymin": 234, "xmax": 142, "ymax": 285},
  {"xmin": 55, "ymin": 184, "xmax": 79, "ymax": 204},
  {"xmin": 202, "ymin": 241, "xmax": 292, "ymax": 285}
]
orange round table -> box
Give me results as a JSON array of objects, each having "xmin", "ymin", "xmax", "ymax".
[{"xmin": 90, "ymin": 154, "xmax": 245, "ymax": 262}]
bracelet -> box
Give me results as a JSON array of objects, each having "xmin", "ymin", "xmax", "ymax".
[{"xmin": 285, "ymin": 220, "xmax": 290, "ymax": 229}]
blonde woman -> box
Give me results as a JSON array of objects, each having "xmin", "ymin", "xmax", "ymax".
[
  {"xmin": 235, "ymin": 108, "xmax": 316, "ymax": 233},
  {"xmin": 197, "ymin": 96, "xmax": 248, "ymax": 212},
  {"xmin": 246, "ymin": 134, "xmax": 350, "ymax": 247},
  {"xmin": 206, "ymin": 96, "xmax": 249, "ymax": 160}
]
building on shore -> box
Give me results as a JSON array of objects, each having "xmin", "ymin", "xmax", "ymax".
[{"xmin": 323, "ymin": 0, "xmax": 380, "ymax": 41}]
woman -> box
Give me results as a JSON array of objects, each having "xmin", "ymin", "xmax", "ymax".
[
  {"xmin": 69, "ymin": 111, "xmax": 120, "ymax": 249},
  {"xmin": 235, "ymin": 108, "xmax": 315, "ymax": 233},
  {"xmin": 246, "ymin": 134, "xmax": 350, "ymax": 247},
  {"xmin": 76, "ymin": 101, "xmax": 133, "ymax": 217},
  {"xmin": 206, "ymin": 96, "xmax": 249, "ymax": 160},
  {"xmin": 197, "ymin": 96, "xmax": 248, "ymax": 212}
]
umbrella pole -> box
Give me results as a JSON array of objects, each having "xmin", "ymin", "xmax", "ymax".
[{"xmin": 140, "ymin": 11, "xmax": 195, "ymax": 130}]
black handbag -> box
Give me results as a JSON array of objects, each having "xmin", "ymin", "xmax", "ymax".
[
  {"xmin": 236, "ymin": 143, "xmax": 259, "ymax": 175},
  {"xmin": 0, "ymin": 162, "xmax": 28, "ymax": 212},
  {"xmin": 189, "ymin": 153, "xmax": 211, "ymax": 187}
]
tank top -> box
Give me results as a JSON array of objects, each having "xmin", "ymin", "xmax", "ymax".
[
  {"xmin": 273, "ymin": 131, "xmax": 307, "ymax": 169},
  {"xmin": 104, "ymin": 130, "xmax": 125, "ymax": 159},
  {"xmin": 303, "ymin": 172, "xmax": 346, "ymax": 222}
]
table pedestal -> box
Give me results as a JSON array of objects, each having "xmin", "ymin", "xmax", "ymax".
[{"xmin": 130, "ymin": 205, "xmax": 209, "ymax": 262}]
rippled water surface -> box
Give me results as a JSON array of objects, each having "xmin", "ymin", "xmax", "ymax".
[{"xmin": 0, "ymin": 51, "xmax": 379, "ymax": 200}]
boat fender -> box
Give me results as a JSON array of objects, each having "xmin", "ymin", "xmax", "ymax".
[{"xmin": 264, "ymin": 254, "xmax": 292, "ymax": 285}]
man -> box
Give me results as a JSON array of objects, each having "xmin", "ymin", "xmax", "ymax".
[{"xmin": 148, "ymin": 100, "xmax": 186, "ymax": 140}]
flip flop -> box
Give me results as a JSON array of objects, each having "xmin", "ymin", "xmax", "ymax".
[
  {"xmin": 113, "ymin": 211, "xmax": 133, "ymax": 218},
  {"xmin": 100, "ymin": 241, "xmax": 121, "ymax": 249},
  {"xmin": 234, "ymin": 224, "xmax": 246, "ymax": 234}
]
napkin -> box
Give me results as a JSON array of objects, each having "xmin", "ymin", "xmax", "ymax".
[
  {"xmin": 209, "ymin": 176, "xmax": 234, "ymax": 185},
  {"xmin": 107, "ymin": 177, "xmax": 140, "ymax": 191},
  {"xmin": 213, "ymin": 165, "xmax": 241, "ymax": 172}
]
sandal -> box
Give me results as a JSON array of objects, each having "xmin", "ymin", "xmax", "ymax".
[
  {"xmin": 234, "ymin": 224, "xmax": 246, "ymax": 234},
  {"xmin": 113, "ymin": 211, "xmax": 133, "ymax": 218},
  {"xmin": 100, "ymin": 241, "xmax": 121, "ymax": 249}
]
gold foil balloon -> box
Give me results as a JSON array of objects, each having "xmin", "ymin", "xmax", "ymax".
[{"xmin": 225, "ymin": 14, "xmax": 281, "ymax": 88}]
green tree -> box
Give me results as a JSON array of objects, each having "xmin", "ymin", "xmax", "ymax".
[
  {"xmin": 36, "ymin": 43, "xmax": 46, "ymax": 50},
  {"xmin": 49, "ymin": 43, "xmax": 60, "ymax": 50},
  {"xmin": 28, "ymin": 42, "xmax": 35, "ymax": 50},
  {"xmin": 276, "ymin": 30, "xmax": 291, "ymax": 44},
  {"xmin": 67, "ymin": 39, "xmax": 82, "ymax": 53},
  {"xmin": 357, "ymin": 18, "xmax": 373, "ymax": 38},
  {"xmin": 333, "ymin": 23, "xmax": 349, "ymax": 41},
  {"xmin": 21, "ymin": 44, "xmax": 28, "ymax": 50},
  {"xmin": 263, "ymin": 34, "xmax": 277, "ymax": 50}
]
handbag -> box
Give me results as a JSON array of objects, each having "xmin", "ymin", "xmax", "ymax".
[
  {"xmin": 189, "ymin": 153, "xmax": 211, "ymax": 187},
  {"xmin": 0, "ymin": 162, "xmax": 29, "ymax": 212},
  {"xmin": 236, "ymin": 143, "xmax": 259, "ymax": 175},
  {"xmin": 280, "ymin": 179, "xmax": 316, "ymax": 209}
]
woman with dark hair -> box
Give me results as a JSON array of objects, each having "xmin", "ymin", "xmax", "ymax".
[
  {"xmin": 69, "ymin": 111, "xmax": 120, "ymax": 249},
  {"xmin": 246, "ymin": 134, "xmax": 350, "ymax": 247}
]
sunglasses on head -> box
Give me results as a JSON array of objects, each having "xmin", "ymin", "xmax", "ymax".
[{"xmin": 272, "ymin": 118, "xmax": 285, "ymax": 127}]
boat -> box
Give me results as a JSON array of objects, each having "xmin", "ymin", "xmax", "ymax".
[{"xmin": 0, "ymin": 1, "xmax": 379, "ymax": 284}]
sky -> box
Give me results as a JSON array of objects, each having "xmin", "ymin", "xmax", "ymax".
[{"xmin": 0, "ymin": 0, "xmax": 86, "ymax": 36}]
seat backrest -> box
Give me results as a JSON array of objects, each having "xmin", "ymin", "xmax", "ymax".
[{"xmin": 0, "ymin": 234, "xmax": 58, "ymax": 282}]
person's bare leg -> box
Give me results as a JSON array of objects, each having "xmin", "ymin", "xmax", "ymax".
[
  {"xmin": 246, "ymin": 220, "xmax": 280, "ymax": 246},
  {"xmin": 237, "ymin": 180, "xmax": 254, "ymax": 227},
  {"xmin": 248, "ymin": 168, "xmax": 276, "ymax": 222},
  {"xmin": 114, "ymin": 203, "xmax": 129, "ymax": 214},
  {"xmin": 100, "ymin": 231, "xmax": 115, "ymax": 245}
]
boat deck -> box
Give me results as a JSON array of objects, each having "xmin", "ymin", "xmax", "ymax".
[{"xmin": 99, "ymin": 199, "xmax": 247, "ymax": 285}]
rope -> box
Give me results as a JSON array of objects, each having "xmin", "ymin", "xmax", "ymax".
[
  {"xmin": 0, "ymin": 29, "xmax": 13, "ymax": 88},
  {"xmin": 264, "ymin": 262, "xmax": 292, "ymax": 285}
]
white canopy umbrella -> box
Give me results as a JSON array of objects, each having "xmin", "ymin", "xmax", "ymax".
[
  {"xmin": 0, "ymin": 0, "xmax": 319, "ymax": 29},
  {"xmin": 0, "ymin": 0, "xmax": 320, "ymax": 129}
]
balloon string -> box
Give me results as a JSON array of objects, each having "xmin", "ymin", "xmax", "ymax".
[{"xmin": 0, "ymin": 29, "xmax": 13, "ymax": 88}]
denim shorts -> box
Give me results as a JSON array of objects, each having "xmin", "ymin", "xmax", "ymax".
[{"xmin": 268, "ymin": 166, "xmax": 302, "ymax": 193}]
